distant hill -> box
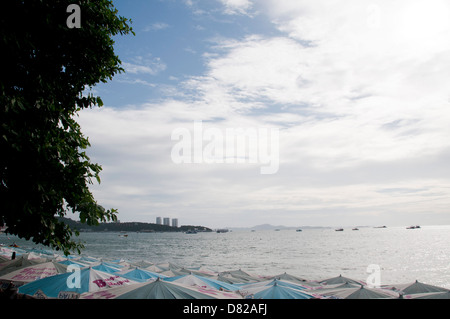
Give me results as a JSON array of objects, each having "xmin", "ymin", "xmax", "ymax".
[{"xmin": 58, "ymin": 217, "xmax": 212, "ymax": 233}]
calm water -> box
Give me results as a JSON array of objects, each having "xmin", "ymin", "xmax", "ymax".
[{"xmin": 2, "ymin": 225, "xmax": 450, "ymax": 288}]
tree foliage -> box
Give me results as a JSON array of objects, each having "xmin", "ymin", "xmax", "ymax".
[{"xmin": 0, "ymin": 0, "xmax": 133, "ymax": 255}]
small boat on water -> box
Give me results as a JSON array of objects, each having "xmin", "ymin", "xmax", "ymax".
[
  {"xmin": 185, "ymin": 230, "xmax": 198, "ymax": 234},
  {"xmin": 352, "ymin": 228, "xmax": 359, "ymax": 231},
  {"xmin": 296, "ymin": 229, "xmax": 302, "ymax": 232},
  {"xmin": 406, "ymin": 225, "xmax": 421, "ymax": 229},
  {"xmin": 335, "ymin": 228, "xmax": 344, "ymax": 231}
]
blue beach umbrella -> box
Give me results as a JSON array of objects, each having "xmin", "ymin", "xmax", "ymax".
[
  {"xmin": 18, "ymin": 267, "xmax": 138, "ymax": 298},
  {"xmin": 91, "ymin": 263, "xmax": 121, "ymax": 274},
  {"xmin": 241, "ymin": 281, "xmax": 314, "ymax": 299},
  {"xmin": 118, "ymin": 268, "xmax": 169, "ymax": 282},
  {"xmin": 240, "ymin": 279, "xmax": 309, "ymax": 291},
  {"xmin": 165, "ymin": 274, "xmax": 241, "ymax": 291},
  {"xmin": 57, "ymin": 259, "xmax": 90, "ymax": 268}
]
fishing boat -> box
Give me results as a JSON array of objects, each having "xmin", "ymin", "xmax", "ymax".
[
  {"xmin": 296, "ymin": 229, "xmax": 302, "ymax": 232},
  {"xmin": 335, "ymin": 228, "xmax": 344, "ymax": 231},
  {"xmin": 406, "ymin": 225, "xmax": 421, "ymax": 229}
]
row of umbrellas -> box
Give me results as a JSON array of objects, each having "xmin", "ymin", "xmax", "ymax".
[{"xmin": 1, "ymin": 246, "xmax": 449, "ymax": 299}]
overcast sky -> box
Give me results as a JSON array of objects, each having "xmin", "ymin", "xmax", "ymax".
[{"xmin": 78, "ymin": 0, "xmax": 450, "ymax": 228}]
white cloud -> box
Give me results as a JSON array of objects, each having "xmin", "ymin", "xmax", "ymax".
[
  {"xmin": 122, "ymin": 55, "xmax": 166, "ymax": 76},
  {"xmin": 219, "ymin": 0, "xmax": 253, "ymax": 15},
  {"xmin": 143, "ymin": 22, "xmax": 170, "ymax": 32},
  {"xmin": 79, "ymin": 0, "xmax": 450, "ymax": 227}
]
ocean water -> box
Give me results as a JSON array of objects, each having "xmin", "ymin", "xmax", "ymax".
[{"xmin": 2, "ymin": 225, "xmax": 450, "ymax": 289}]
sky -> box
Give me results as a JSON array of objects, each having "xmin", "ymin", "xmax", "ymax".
[{"xmin": 77, "ymin": 0, "xmax": 450, "ymax": 228}]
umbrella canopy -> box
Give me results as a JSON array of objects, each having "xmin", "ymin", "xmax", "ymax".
[
  {"xmin": 269, "ymin": 272, "xmax": 308, "ymax": 284},
  {"xmin": 57, "ymin": 259, "xmax": 90, "ymax": 268},
  {"xmin": 240, "ymin": 280, "xmax": 314, "ymax": 299},
  {"xmin": 218, "ymin": 269, "xmax": 263, "ymax": 284},
  {"xmin": 117, "ymin": 268, "xmax": 168, "ymax": 282},
  {"xmin": 310, "ymin": 284, "xmax": 399, "ymax": 299},
  {"xmin": 390, "ymin": 280, "xmax": 449, "ymax": 295},
  {"xmin": 404, "ymin": 291, "xmax": 450, "ymax": 299},
  {"xmin": 80, "ymin": 278, "xmax": 244, "ymax": 299},
  {"xmin": 0, "ymin": 255, "xmax": 48, "ymax": 276},
  {"xmin": 18, "ymin": 267, "xmax": 138, "ymax": 298},
  {"xmin": 165, "ymin": 274, "xmax": 241, "ymax": 291},
  {"xmin": 154, "ymin": 262, "xmax": 183, "ymax": 271},
  {"xmin": 0, "ymin": 261, "xmax": 68, "ymax": 285},
  {"xmin": 130, "ymin": 260, "xmax": 154, "ymax": 269},
  {"xmin": 91, "ymin": 263, "xmax": 121, "ymax": 274},
  {"xmin": 319, "ymin": 274, "xmax": 364, "ymax": 286}
]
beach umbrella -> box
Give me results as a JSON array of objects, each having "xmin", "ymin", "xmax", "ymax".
[
  {"xmin": 310, "ymin": 284, "xmax": 399, "ymax": 299},
  {"xmin": 390, "ymin": 280, "xmax": 449, "ymax": 295},
  {"xmin": 165, "ymin": 274, "xmax": 241, "ymax": 291},
  {"xmin": 158, "ymin": 269, "xmax": 182, "ymax": 277},
  {"xmin": 154, "ymin": 262, "xmax": 183, "ymax": 271},
  {"xmin": 188, "ymin": 266, "xmax": 218, "ymax": 276},
  {"xmin": 145, "ymin": 264, "xmax": 170, "ymax": 273},
  {"xmin": 268, "ymin": 272, "xmax": 321, "ymax": 288},
  {"xmin": 0, "ymin": 261, "xmax": 68, "ymax": 285},
  {"xmin": 77, "ymin": 256, "xmax": 100, "ymax": 265},
  {"xmin": 117, "ymin": 268, "xmax": 168, "ymax": 282},
  {"xmin": 91, "ymin": 263, "xmax": 121, "ymax": 274},
  {"xmin": 404, "ymin": 291, "xmax": 450, "ymax": 299},
  {"xmin": 239, "ymin": 280, "xmax": 314, "ymax": 299},
  {"xmin": 319, "ymin": 274, "xmax": 364, "ymax": 286},
  {"xmin": 130, "ymin": 260, "xmax": 154, "ymax": 269},
  {"xmin": 0, "ymin": 254, "xmax": 48, "ymax": 276},
  {"xmin": 172, "ymin": 267, "xmax": 216, "ymax": 277},
  {"xmin": 57, "ymin": 259, "xmax": 90, "ymax": 268},
  {"xmin": 240, "ymin": 279, "xmax": 308, "ymax": 292},
  {"xmin": 18, "ymin": 267, "xmax": 138, "ymax": 299},
  {"xmin": 80, "ymin": 278, "xmax": 244, "ymax": 299},
  {"xmin": 219, "ymin": 269, "xmax": 263, "ymax": 284}
]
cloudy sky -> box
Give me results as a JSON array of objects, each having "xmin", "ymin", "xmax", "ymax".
[{"xmin": 78, "ymin": 0, "xmax": 450, "ymax": 228}]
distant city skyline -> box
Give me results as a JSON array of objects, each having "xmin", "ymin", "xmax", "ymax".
[{"xmin": 80, "ymin": 1, "xmax": 450, "ymax": 229}]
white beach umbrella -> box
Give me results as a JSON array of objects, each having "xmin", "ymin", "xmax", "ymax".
[
  {"xmin": 309, "ymin": 283, "xmax": 400, "ymax": 299},
  {"xmin": 0, "ymin": 261, "xmax": 68, "ymax": 285},
  {"xmin": 0, "ymin": 254, "xmax": 48, "ymax": 276},
  {"xmin": 80, "ymin": 278, "xmax": 243, "ymax": 299},
  {"xmin": 319, "ymin": 274, "xmax": 365, "ymax": 286},
  {"xmin": 389, "ymin": 280, "xmax": 449, "ymax": 295}
]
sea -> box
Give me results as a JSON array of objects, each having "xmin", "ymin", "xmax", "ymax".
[{"xmin": 2, "ymin": 225, "xmax": 450, "ymax": 289}]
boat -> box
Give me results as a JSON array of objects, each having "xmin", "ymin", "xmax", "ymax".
[
  {"xmin": 335, "ymin": 228, "xmax": 344, "ymax": 231},
  {"xmin": 185, "ymin": 230, "xmax": 197, "ymax": 234},
  {"xmin": 216, "ymin": 229, "xmax": 229, "ymax": 233},
  {"xmin": 118, "ymin": 234, "xmax": 128, "ymax": 238},
  {"xmin": 406, "ymin": 225, "xmax": 421, "ymax": 229},
  {"xmin": 352, "ymin": 228, "xmax": 359, "ymax": 231},
  {"xmin": 296, "ymin": 229, "xmax": 302, "ymax": 232}
]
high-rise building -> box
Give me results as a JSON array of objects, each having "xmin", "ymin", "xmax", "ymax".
[
  {"xmin": 156, "ymin": 217, "xmax": 162, "ymax": 225},
  {"xmin": 163, "ymin": 217, "xmax": 170, "ymax": 226},
  {"xmin": 172, "ymin": 218, "xmax": 178, "ymax": 228}
]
